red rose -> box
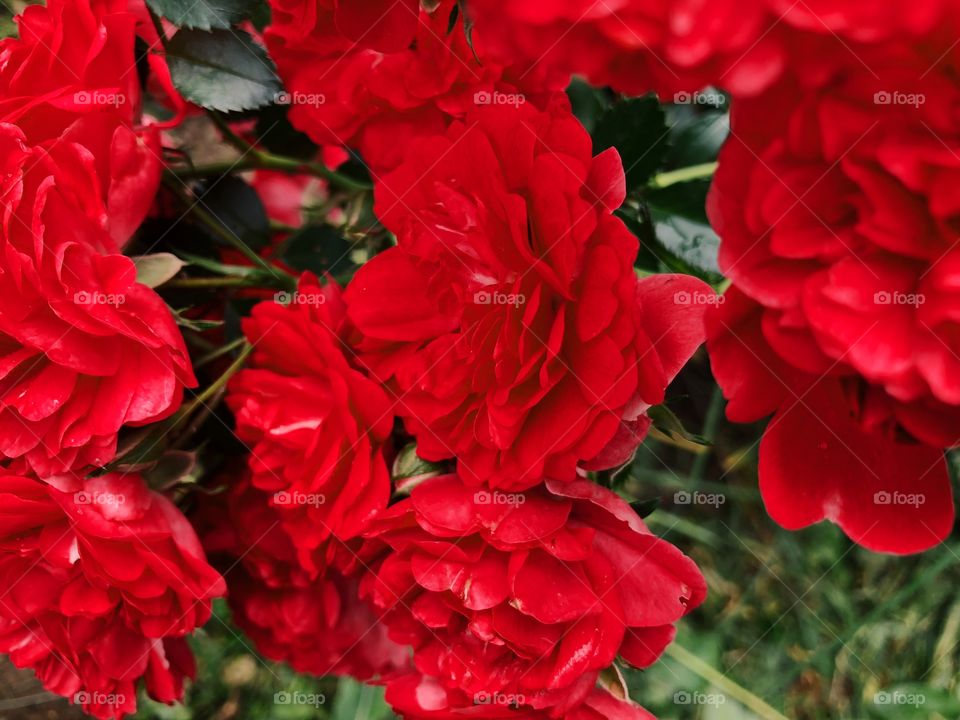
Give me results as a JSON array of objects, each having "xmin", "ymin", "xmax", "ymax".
[
  {"xmin": 227, "ymin": 274, "xmax": 394, "ymax": 572},
  {"xmin": 467, "ymin": 0, "xmax": 954, "ymax": 100},
  {"xmin": 0, "ymin": 124, "xmax": 195, "ymax": 476},
  {"xmin": 264, "ymin": 0, "xmax": 552, "ymax": 171},
  {"xmin": 0, "ymin": 0, "xmax": 165, "ymax": 247},
  {"xmin": 362, "ymin": 474, "xmax": 706, "ymax": 717},
  {"xmin": 345, "ymin": 98, "xmax": 711, "ymax": 488},
  {"xmin": 0, "ymin": 471, "xmax": 224, "ymax": 719},
  {"xmin": 386, "ymin": 673, "xmax": 655, "ymax": 719},
  {"xmin": 705, "ymin": 46, "xmax": 960, "ymax": 553},
  {"xmin": 200, "ymin": 472, "xmax": 406, "ymax": 679},
  {"xmin": 468, "ymin": 0, "xmax": 781, "ymax": 98}
]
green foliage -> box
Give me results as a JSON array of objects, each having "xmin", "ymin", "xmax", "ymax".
[
  {"xmin": 146, "ymin": 0, "xmax": 258, "ymax": 31},
  {"xmin": 167, "ymin": 29, "xmax": 281, "ymax": 112}
]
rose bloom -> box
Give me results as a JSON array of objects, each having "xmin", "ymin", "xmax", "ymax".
[
  {"xmin": 345, "ymin": 98, "xmax": 712, "ymax": 488},
  {"xmin": 0, "ymin": 0, "xmax": 166, "ymax": 247},
  {"xmin": 199, "ymin": 471, "xmax": 407, "ymax": 679},
  {"xmin": 705, "ymin": 45, "xmax": 960, "ymax": 554},
  {"xmin": 0, "ymin": 471, "xmax": 224, "ymax": 719},
  {"xmin": 362, "ymin": 474, "xmax": 706, "ymax": 716},
  {"xmin": 467, "ymin": 0, "xmax": 954, "ymax": 100},
  {"xmin": 227, "ymin": 274, "xmax": 394, "ymax": 572},
  {"xmin": 0, "ymin": 125, "xmax": 195, "ymax": 476},
  {"xmin": 265, "ymin": 0, "xmax": 553, "ymax": 171},
  {"xmin": 387, "ymin": 673, "xmax": 655, "ymax": 719}
]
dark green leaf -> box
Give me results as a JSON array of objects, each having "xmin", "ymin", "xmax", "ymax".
[
  {"xmin": 593, "ymin": 95, "xmax": 669, "ymax": 191},
  {"xmin": 146, "ymin": 0, "xmax": 257, "ymax": 30},
  {"xmin": 166, "ymin": 29, "xmax": 281, "ymax": 112},
  {"xmin": 279, "ymin": 225, "xmax": 356, "ymax": 278},
  {"xmin": 630, "ymin": 497, "xmax": 660, "ymax": 519},
  {"xmin": 663, "ymin": 110, "xmax": 729, "ymax": 168},
  {"xmin": 567, "ymin": 77, "xmax": 611, "ymax": 134},
  {"xmin": 196, "ymin": 176, "xmax": 270, "ymax": 251}
]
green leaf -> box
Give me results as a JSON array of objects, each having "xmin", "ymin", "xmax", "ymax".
[
  {"xmin": 166, "ymin": 29, "xmax": 281, "ymax": 112},
  {"xmin": 593, "ymin": 94, "xmax": 669, "ymax": 191},
  {"xmin": 331, "ymin": 678, "xmax": 392, "ymax": 720},
  {"xmin": 196, "ymin": 176, "xmax": 270, "ymax": 251},
  {"xmin": 648, "ymin": 404, "xmax": 710, "ymax": 447},
  {"xmin": 279, "ymin": 225, "xmax": 357, "ymax": 278},
  {"xmin": 663, "ymin": 108, "xmax": 729, "ymax": 168},
  {"xmin": 146, "ymin": 0, "xmax": 257, "ymax": 30},
  {"xmin": 133, "ymin": 252, "xmax": 186, "ymax": 288}
]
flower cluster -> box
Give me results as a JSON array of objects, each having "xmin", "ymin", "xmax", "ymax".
[
  {"xmin": 215, "ymin": 93, "xmax": 710, "ymax": 714},
  {"xmin": 8, "ymin": 0, "xmax": 956, "ymax": 716},
  {"xmin": 0, "ymin": 0, "xmax": 223, "ymax": 714},
  {"xmin": 704, "ymin": 8, "xmax": 960, "ymax": 553}
]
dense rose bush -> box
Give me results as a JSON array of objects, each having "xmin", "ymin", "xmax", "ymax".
[
  {"xmin": 265, "ymin": 0, "xmax": 555, "ymax": 171},
  {"xmin": 346, "ymin": 98, "xmax": 712, "ymax": 488},
  {"xmin": 705, "ymin": 46, "xmax": 960, "ymax": 553},
  {"xmin": 363, "ymin": 474, "xmax": 706, "ymax": 716},
  {"xmin": 0, "ymin": 471, "xmax": 224, "ymax": 719},
  {"xmin": 227, "ymin": 274, "xmax": 394, "ymax": 571}
]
